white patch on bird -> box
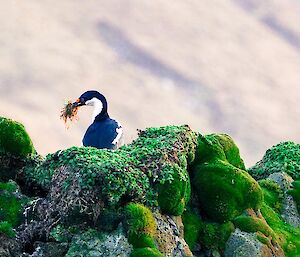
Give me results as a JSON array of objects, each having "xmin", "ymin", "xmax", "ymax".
[
  {"xmin": 112, "ymin": 121, "xmax": 123, "ymax": 148},
  {"xmin": 86, "ymin": 97, "xmax": 103, "ymax": 122}
]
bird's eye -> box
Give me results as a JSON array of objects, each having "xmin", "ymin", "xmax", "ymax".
[{"xmin": 75, "ymin": 98, "xmax": 80, "ymax": 103}]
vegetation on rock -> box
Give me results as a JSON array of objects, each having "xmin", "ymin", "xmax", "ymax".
[
  {"xmin": 182, "ymin": 209, "xmax": 201, "ymax": 250},
  {"xmin": 22, "ymin": 125, "xmax": 197, "ymax": 226},
  {"xmin": 289, "ymin": 180, "xmax": 300, "ymax": 212},
  {"xmin": 130, "ymin": 247, "xmax": 164, "ymax": 257},
  {"xmin": 191, "ymin": 133, "xmax": 263, "ymax": 222},
  {"xmin": 124, "ymin": 203, "xmax": 157, "ymax": 250},
  {"xmin": 249, "ymin": 141, "xmax": 300, "ymax": 180},
  {"xmin": 0, "ymin": 117, "xmax": 35, "ymax": 157},
  {"xmin": 1, "ymin": 115, "xmax": 300, "ymax": 257},
  {"xmin": 0, "ymin": 181, "xmax": 28, "ymax": 238}
]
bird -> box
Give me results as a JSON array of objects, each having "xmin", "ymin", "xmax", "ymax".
[{"xmin": 72, "ymin": 90, "xmax": 123, "ymax": 150}]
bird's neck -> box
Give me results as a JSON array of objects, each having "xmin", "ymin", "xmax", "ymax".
[{"xmin": 92, "ymin": 101, "xmax": 109, "ymax": 122}]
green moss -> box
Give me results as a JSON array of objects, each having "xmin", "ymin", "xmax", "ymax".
[
  {"xmin": 0, "ymin": 117, "xmax": 35, "ymax": 157},
  {"xmin": 23, "ymin": 126, "xmax": 197, "ymax": 217},
  {"xmin": 128, "ymin": 234, "xmax": 156, "ymax": 249},
  {"xmin": 125, "ymin": 203, "xmax": 156, "ymax": 249},
  {"xmin": 233, "ymin": 215, "xmax": 275, "ymax": 238},
  {"xmin": 259, "ymin": 179, "xmax": 283, "ymax": 212},
  {"xmin": 0, "ymin": 180, "xmax": 19, "ymax": 192},
  {"xmin": 288, "ymin": 180, "xmax": 300, "ymax": 213},
  {"xmin": 256, "ymin": 233, "xmax": 271, "ymax": 246},
  {"xmin": 198, "ymin": 219, "xmax": 234, "ymax": 251},
  {"xmin": 125, "ymin": 203, "xmax": 156, "ymax": 236},
  {"xmin": 0, "ymin": 181, "xmax": 27, "ymax": 227},
  {"xmin": 249, "ymin": 141, "xmax": 300, "ymax": 180},
  {"xmin": 252, "ymin": 179, "xmax": 300, "ymax": 256},
  {"xmin": 192, "ymin": 134, "xmax": 262, "ymax": 222},
  {"xmin": 194, "ymin": 134, "xmax": 245, "ymax": 169},
  {"xmin": 193, "ymin": 160, "xmax": 262, "ymax": 222},
  {"xmin": 182, "ymin": 209, "xmax": 201, "ymax": 250},
  {"xmin": 157, "ymin": 161, "xmax": 191, "ymax": 216},
  {"xmin": 0, "ymin": 221, "xmax": 15, "ymax": 238},
  {"xmin": 261, "ymin": 203, "xmax": 300, "ymax": 257},
  {"xmin": 130, "ymin": 247, "xmax": 164, "ymax": 257}
]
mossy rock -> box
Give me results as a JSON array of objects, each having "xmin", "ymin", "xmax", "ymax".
[
  {"xmin": 23, "ymin": 126, "xmax": 197, "ymax": 224},
  {"xmin": 198, "ymin": 220, "xmax": 234, "ymax": 251},
  {"xmin": 0, "ymin": 221, "xmax": 15, "ymax": 238},
  {"xmin": 193, "ymin": 161, "xmax": 262, "ymax": 222},
  {"xmin": 157, "ymin": 160, "xmax": 191, "ymax": 216},
  {"xmin": 125, "ymin": 203, "xmax": 157, "ymax": 249},
  {"xmin": 259, "ymin": 179, "xmax": 283, "ymax": 212},
  {"xmin": 288, "ymin": 180, "xmax": 300, "ymax": 213},
  {"xmin": 182, "ymin": 208, "xmax": 234, "ymax": 252},
  {"xmin": 249, "ymin": 141, "xmax": 300, "ymax": 180},
  {"xmin": 233, "ymin": 215, "xmax": 275, "ymax": 239},
  {"xmin": 0, "ymin": 181, "xmax": 29, "ymax": 237},
  {"xmin": 194, "ymin": 134, "xmax": 245, "ymax": 169},
  {"xmin": 0, "ymin": 117, "xmax": 34, "ymax": 157},
  {"xmin": 192, "ymin": 134, "xmax": 262, "ymax": 222},
  {"xmin": 261, "ymin": 203, "xmax": 300, "ymax": 257},
  {"xmin": 130, "ymin": 247, "xmax": 164, "ymax": 257},
  {"xmin": 258, "ymin": 183, "xmax": 300, "ymax": 257},
  {"xmin": 182, "ymin": 209, "xmax": 201, "ymax": 250}
]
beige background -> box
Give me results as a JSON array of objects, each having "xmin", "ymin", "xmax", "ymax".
[{"xmin": 1, "ymin": 0, "xmax": 300, "ymax": 166}]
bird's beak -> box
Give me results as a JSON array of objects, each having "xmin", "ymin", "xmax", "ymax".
[{"xmin": 72, "ymin": 98, "xmax": 85, "ymax": 108}]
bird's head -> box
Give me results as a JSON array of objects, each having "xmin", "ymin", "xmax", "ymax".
[{"xmin": 72, "ymin": 90, "xmax": 108, "ymax": 120}]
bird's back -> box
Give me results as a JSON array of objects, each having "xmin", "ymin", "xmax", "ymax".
[{"xmin": 82, "ymin": 118, "xmax": 122, "ymax": 149}]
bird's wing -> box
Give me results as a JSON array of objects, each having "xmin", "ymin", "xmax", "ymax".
[{"xmin": 112, "ymin": 121, "xmax": 123, "ymax": 149}]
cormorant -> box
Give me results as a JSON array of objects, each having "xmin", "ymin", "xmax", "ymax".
[{"xmin": 72, "ymin": 90, "xmax": 123, "ymax": 149}]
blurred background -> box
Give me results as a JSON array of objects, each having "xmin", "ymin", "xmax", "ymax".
[{"xmin": 1, "ymin": 0, "xmax": 300, "ymax": 167}]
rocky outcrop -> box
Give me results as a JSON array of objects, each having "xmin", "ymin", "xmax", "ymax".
[
  {"xmin": 1, "ymin": 116, "xmax": 300, "ymax": 257},
  {"xmin": 225, "ymin": 228, "xmax": 284, "ymax": 257},
  {"xmin": 153, "ymin": 211, "xmax": 192, "ymax": 257},
  {"xmin": 268, "ymin": 172, "xmax": 300, "ymax": 228}
]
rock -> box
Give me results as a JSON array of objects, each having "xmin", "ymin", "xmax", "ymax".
[
  {"xmin": 153, "ymin": 210, "xmax": 193, "ymax": 257},
  {"xmin": 0, "ymin": 234, "xmax": 22, "ymax": 257},
  {"xmin": 225, "ymin": 228, "xmax": 283, "ymax": 257},
  {"xmin": 268, "ymin": 172, "xmax": 300, "ymax": 228},
  {"xmin": 24, "ymin": 242, "xmax": 68, "ymax": 257},
  {"xmin": 65, "ymin": 226, "xmax": 132, "ymax": 257}
]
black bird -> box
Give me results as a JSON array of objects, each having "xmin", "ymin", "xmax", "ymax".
[{"xmin": 72, "ymin": 90, "xmax": 123, "ymax": 149}]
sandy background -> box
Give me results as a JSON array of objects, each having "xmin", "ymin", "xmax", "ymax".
[{"xmin": 1, "ymin": 0, "xmax": 300, "ymax": 166}]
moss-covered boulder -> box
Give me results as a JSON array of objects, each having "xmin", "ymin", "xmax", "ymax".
[
  {"xmin": 0, "ymin": 117, "xmax": 34, "ymax": 157},
  {"xmin": 235, "ymin": 180, "xmax": 300, "ymax": 257},
  {"xmin": 249, "ymin": 141, "xmax": 300, "ymax": 180},
  {"xmin": 0, "ymin": 117, "xmax": 36, "ymax": 182},
  {"xmin": 23, "ymin": 125, "xmax": 197, "ymax": 225},
  {"xmin": 124, "ymin": 203, "xmax": 157, "ymax": 250},
  {"xmin": 191, "ymin": 134, "xmax": 263, "ymax": 222}
]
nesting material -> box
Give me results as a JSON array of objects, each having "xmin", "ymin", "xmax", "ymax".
[{"xmin": 60, "ymin": 100, "xmax": 79, "ymax": 128}]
